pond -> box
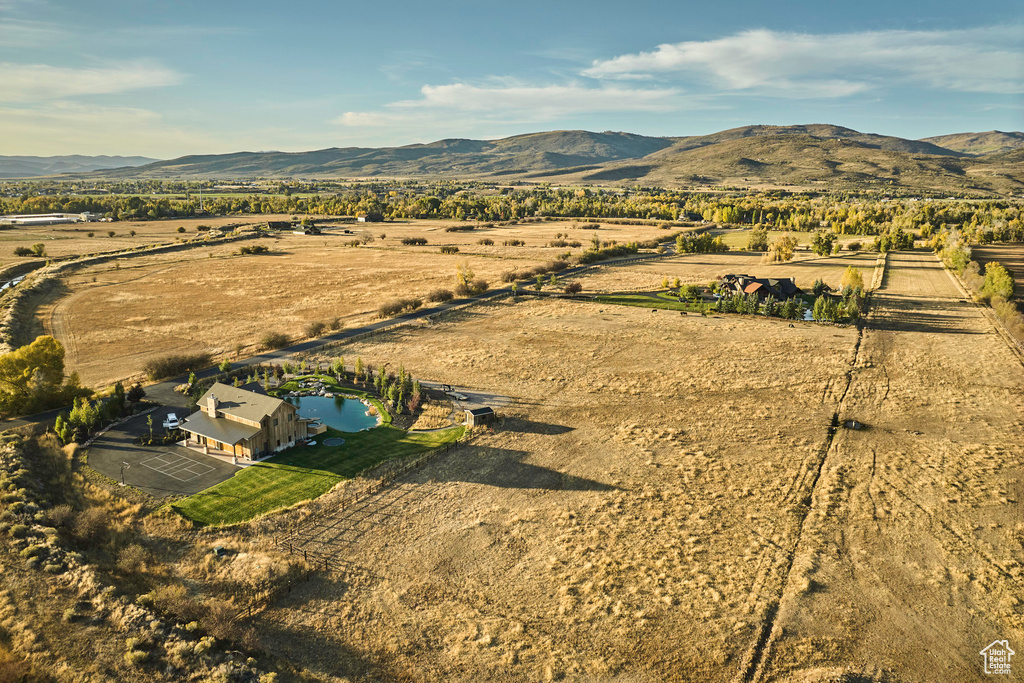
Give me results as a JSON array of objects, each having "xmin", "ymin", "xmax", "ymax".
[{"xmin": 286, "ymin": 395, "xmax": 380, "ymax": 432}]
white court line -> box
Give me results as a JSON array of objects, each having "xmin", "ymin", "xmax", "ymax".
[{"xmin": 140, "ymin": 452, "xmax": 216, "ymax": 482}]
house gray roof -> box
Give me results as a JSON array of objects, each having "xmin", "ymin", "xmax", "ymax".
[
  {"xmin": 197, "ymin": 382, "xmax": 287, "ymax": 423},
  {"xmin": 179, "ymin": 411, "xmax": 261, "ymax": 445}
]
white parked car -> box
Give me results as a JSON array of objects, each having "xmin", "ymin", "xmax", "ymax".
[{"xmin": 162, "ymin": 413, "xmax": 180, "ymax": 429}]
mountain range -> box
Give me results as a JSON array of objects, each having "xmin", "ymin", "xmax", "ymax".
[
  {"xmin": 7, "ymin": 126, "xmax": 1024, "ymax": 195},
  {"xmin": 0, "ymin": 155, "xmax": 157, "ymax": 179}
]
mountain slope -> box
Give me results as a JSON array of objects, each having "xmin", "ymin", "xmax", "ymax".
[
  {"xmin": 0, "ymin": 155, "xmax": 158, "ymax": 178},
  {"xmin": 919, "ymin": 131, "xmax": 1024, "ymax": 156},
  {"xmin": 96, "ymin": 131, "xmax": 674, "ymax": 179},
  {"xmin": 570, "ymin": 132, "xmax": 1024, "ymax": 195},
  {"xmin": 667, "ymin": 124, "xmax": 964, "ymax": 157}
]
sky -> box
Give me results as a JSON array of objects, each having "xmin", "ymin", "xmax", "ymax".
[{"xmin": 0, "ymin": 0, "xmax": 1022, "ymax": 158}]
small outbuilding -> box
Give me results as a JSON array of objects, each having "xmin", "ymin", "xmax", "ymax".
[{"xmin": 465, "ymin": 406, "xmax": 495, "ymax": 427}]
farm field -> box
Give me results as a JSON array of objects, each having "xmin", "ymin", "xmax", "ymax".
[
  {"xmin": 572, "ymin": 250, "xmax": 879, "ymax": 293},
  {"xmin": 237, "ymin": 250, "xmax": 1024, "ymax": 682},
  {"xmin": 36, "ymin": 218, "xmax": 673, "ymax": 388},
  {"xmin": 0, "ymin": 214, "xmax": 296, "ymax": 268},
  {"xmin": 705, "ymin": 227, "xmax": 873, "ymax": 250},
  {"xmin": 258, "ymin": 295, "xmax": 859, "ymax": 681}
]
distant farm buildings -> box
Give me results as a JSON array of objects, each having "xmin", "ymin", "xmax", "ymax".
[
  {"xmin": 0, "ymin": 212, "xmax": 102, "ymax": 226},
  {"xmin": 465, "ymin": 407, "xmax": 495, "ymax": 427},
  {"xmin": 718, "ymin": 274, "xmax": 803, "ymax": 300}
]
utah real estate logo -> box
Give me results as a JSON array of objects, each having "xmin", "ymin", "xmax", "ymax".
[{"xmin": 980, "ymin": 640, "xmax": 1014, "ymax": 675}]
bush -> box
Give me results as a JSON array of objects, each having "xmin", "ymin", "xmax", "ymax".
[
  {"xmin": 143, "ymin": 353, "xmax": 212, "ymax": 381},
  {"xmin": 377, "ymin": 297, "xmax": 422, "ymax": 318},
  {"xmin": 117, "ymin": 543, "xmax": 148, "ymax": 574},
  {"xmin": 501, "ymin": 270, "xmax": 518, "ymax": 283},
  {"xmin": 440, "ymin": 246, "xmax": 459, "ymax": 254},
  {"xmin": 564, "ymin": 282, "xmax": 583, "ymax": 295},
  {"xmin": 747, "ymin": 227, "xmax": 769, "ymax": 252},
  {"xmin": 13, "ymin": 246, "xmax": 34, "ymax": 257},
  {"xmin": 847, "ymin": 241, "xmax": 863, "ymax": 252},
  {"xmin": 444, "ymin": 225, "xmax": 475, "ymax": 232},
  {"xmin": 426, "ymin": 288, "xmax": 454, "ymax": 302},
  {"xmin": 478, "ymin": 238, "xmax": 494, "ymax": 245},
  {"xmin": 238, "ymin": 244, "xmax": 269, "ymax": 255},
  {"xmin": 401, "ymin": 237, "xmax": 428, "ymax": 246},
  {"xmin": 218, "ymin": 359, "xmax": 231, "ymax": 373},
  {"xmin": 305, "ymin": 320, "xmax": 327, "ymax": 338},
  {"xmin": 982, "ymin": 262, "xmax": 1015, "ymax": 301},
  {"xmin": 177, "ymin": 227, "xmax": 186, "ymax": 233},
  {"xmin": 503, "ymin": 239, "xmax": 525, "ymax": 247},
  {"xmin": 260, "ymin": 332, "xmax": 291, "ymax": 350}
]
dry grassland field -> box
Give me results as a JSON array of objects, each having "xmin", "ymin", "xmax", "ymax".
[
  {"xmin": 239, "ymin": 250, "xmax": 1024, "ymax": 682},
  {"xmin": 34, "ymin": 218, "xmax": 672, "ymax": 387},
  {"xmin": 0, "ymin": 214, "xmax": 296, "ymax": 268},
  {"xmin": 575, "ymin": 251, "xmax": 879, "ymax": 293}
]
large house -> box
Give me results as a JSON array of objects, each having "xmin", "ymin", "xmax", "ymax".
[
  {"xmin": 180, "ymin": 383, "xmax": 308, "ymax": 460},
  {"xmin": 718, "ymin": 274, "xmax": 803, "ymax": 300}
]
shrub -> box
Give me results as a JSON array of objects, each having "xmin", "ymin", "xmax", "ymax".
[
  {"xmin": 501, "ymin": 270, "xmax": 518, "ymax": 283},
  {"xmin": 401, "ymin": 237, "xmax": 428, "ymax": 246},
  {"xmin": 13, "ymin": 247, "xmax": 34, "ymax": 257},
  {"xmin": 143, "ymin": 353, "xmax": 212, "ymax": 381},
  {"xmin": 982, "ymin": 262, "xmax": 1015, "ymax": 301},
  {"xmin": 426, "ymin": 288, "xmax": 454, "ymax": 302},
  {"xmin": 45, "ymin": 503, "xmax": 75, "ymax": 529},
  {"xmin": 444, "ymin": 225, "xmax": 475, "ymax": 232},
  {"xmin": 218, "ymin": 359, "xmax": 231, "ymax": 372},
  {"xmin": 478, "ymin": 238, "xmax": 494, "ymax": 245},
  {"xmin": 72, "ymin": 507, "xmax": 107, "ymax": 543},
  {"xmin": 328, "ymin": 317, "xmax": 342, "ymax": 330},
  {"xmin": 503, "ymin": 239, "xmax": 525, "ymax": 247},
  {"xmin": 197, "ymin": 225, "xmax": 211, "ymax": 232},
  {"xmin": 177, "ymin": 227, "xmax": 186, "ymax": 233},
  {"xmin": 117, "ymin": 543, "xmax": 148, "ymax": 574},
  {"xmin": 238, "ymin": 244, "xmax": 269, "ymax": 255},
  {"xmin": 305, "ymin": 321, "xmax": 327, "ymax": 338},
  {"xmin": 564, "ymin": 282, "xmax": 583, "ymax": 295},
  {"xmin": 377, "ymin": 298, "xmax": 422, "ymax": 318},
  {"xmin": 847, "ymin": 241, "xmax": 863, "ymax": 252},
  {"xmin": 440, "ymin": 246, "xmax": 459, "ymax": 254},
  {"xmin": 260, "ymin": 332, "xmax": 290, "ymax": 350}
]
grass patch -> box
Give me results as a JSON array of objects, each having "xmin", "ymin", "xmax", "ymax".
[
  {"xmin": 594, "ymin": 293, "xmax": 709, "ymax": 313},
  {"xmin": 170, "ymin": 423, "xmax": 463, "ymax": 526}
]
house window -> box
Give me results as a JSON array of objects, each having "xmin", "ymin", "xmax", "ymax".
[
  {"xmin": 273, "ymin": 418, "xmax": 278, "ymax": 426},
  {"xmin": 288, "ymin": 413, "xmax": 293, "ymax": 421},
  {"xmin": 277, "ymin": 439, "xmax": 280, "ymax": 447}
]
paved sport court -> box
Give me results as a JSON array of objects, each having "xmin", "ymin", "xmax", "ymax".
[{"xmin": 140, "ymin": 452, "xmax": 216, "ymax": 482}]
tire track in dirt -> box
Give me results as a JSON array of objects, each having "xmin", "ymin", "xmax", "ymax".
[{"xmin": 736, "ymin": 260, "xmax": 879, "ymax": 682}]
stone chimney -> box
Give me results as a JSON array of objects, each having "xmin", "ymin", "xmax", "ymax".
[{"xmin": 207, "ymin": 395, "xmax": 219, "ymax": 416}]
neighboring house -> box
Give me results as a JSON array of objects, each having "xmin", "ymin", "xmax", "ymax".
[
  {"xmin": 179, "ymin": 382, "xmax": 308, "ymax": 460},
  {"xmin": 718, "ymin": 274, "xmax": 803, "ymax": 300}
]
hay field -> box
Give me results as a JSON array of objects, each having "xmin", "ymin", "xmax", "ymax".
[
  {"xmin": 572, "ymin": 251, "xmax": 879, "ymax": 293},
  {"xmin": 255, "ymin": 297, "xmax": 859, "ymax": 681},
  {"xmin": 37, "ymin": 219, "xmax": 671, "ymax": 387},
  {"xmin": 0, "ymin": 214, "xmax": 293, "ymax": 268},
  {"xmin": 240, "ymin": 250, "xmax": 1023, "ymax": 682}
]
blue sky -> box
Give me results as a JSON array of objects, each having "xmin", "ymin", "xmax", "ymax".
[{"xmin": 1, "ymin": 0, "xmax": 1021, "ymax": 157}]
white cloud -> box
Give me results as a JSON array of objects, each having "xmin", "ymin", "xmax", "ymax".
[
  {"xmin": 335, "ymin": 81, "xmax": 689, "ymax": 131},
  {"xmin": 0, "ymin": 61, "xmax": 183, "ymax": 103},
  {"xmin": 0, "ymin": 18, "xmax": 66, "ymax": 47},
  {"xmin": 584, "ymin": 26, "xmax": 1024, "ymax": 96}
]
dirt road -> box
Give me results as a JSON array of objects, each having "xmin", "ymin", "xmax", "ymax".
[{"xmin": 757, "ymin": 251, "xmax": 1024, "ymax": 682}]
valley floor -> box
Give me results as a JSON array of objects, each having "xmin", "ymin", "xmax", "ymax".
[{"xmin": 235, "ymin": 250, "xmax": 1023, "ymax": 681}]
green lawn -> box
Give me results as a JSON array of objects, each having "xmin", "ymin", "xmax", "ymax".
[
  {"xmin": 170, "ymin": 423, "xmax": 464, "ymax": 526},
  {"xmin": 594, "ymin": 293, "xmax": 709, "ymax": 312}
]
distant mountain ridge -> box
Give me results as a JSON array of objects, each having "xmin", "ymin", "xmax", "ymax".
[
  {"xmin": 32, "ymin": 125, "xmax": 1024, "ymax": 196},
  {"xmin": 919, "ymin": 131, "xmax": 1024, "ymax": 156},
  {"xmin": 0, "ymin": 155, "xmax": 158, "ymax": 179}
]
